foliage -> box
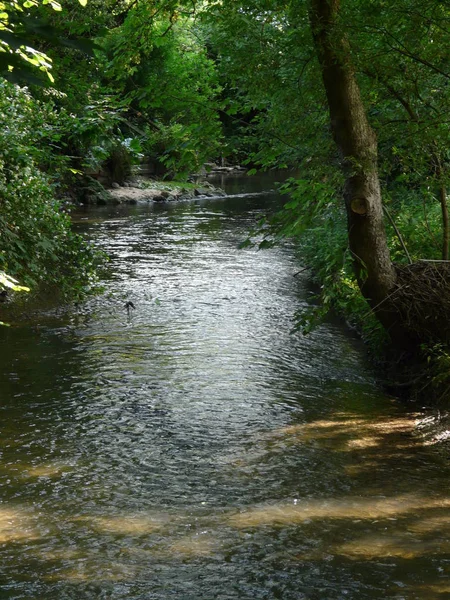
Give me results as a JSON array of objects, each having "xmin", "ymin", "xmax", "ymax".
[
  {"xmin": 201, "ymin": 0, "xmax": 329, "ymax": 169},
  {"xmin": 426, "ymin": 344, "xmax": 450, "ymax": 387},
  {"xmin": 0, "ymin": 270, "xmax": 30, "ymax": 292},
  {"xmin": 0, "ymin": 0, "xmax": 88, "ymax": 84},
  {"xmin": 101, "ymin": 10, "xmax": 223, "ymax": 176},
  {"xmin": 21, "ymin": 1, "xmax": 224, "ymax": 179},
  {"xmin": 0, "ymin": 81, "xmax": 99, "ymax": 298},
  {"xmin": 0, "ymin": 0, "xmax": 227, "ymax": 306},
  {"xmin": 0, "ymin": 271, "xmax": 29, "ymax": 325},
  {"xmin": 203, "ymin": 0, "xmax": 450, "ymax": 354}
]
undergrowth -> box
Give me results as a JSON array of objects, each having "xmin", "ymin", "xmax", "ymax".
[{"xmin": 0, "ymin": 82, "xmax": 102, "ymax": 302}]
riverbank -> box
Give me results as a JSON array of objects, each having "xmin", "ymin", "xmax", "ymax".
[
  {"xmin": 106, "ymin": 179, "xmax": 227, "ymax": 205},
  {"xmin": 82, "ymin": 176, "xmax": 228, "ymax": 206}
]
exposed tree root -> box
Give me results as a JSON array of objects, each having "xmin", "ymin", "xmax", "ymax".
[
  {"xmin": 366, "ymin": 261, "xmax": 450, "ymax": 405},
  {"xmin": 393, "ymin": 261, "xmax": 450, "ymax": 345}
]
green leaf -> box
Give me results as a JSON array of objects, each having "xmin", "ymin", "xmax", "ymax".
[{"xmin": 0, "ymin": 271, "xmax": 30, "ymax": 292}]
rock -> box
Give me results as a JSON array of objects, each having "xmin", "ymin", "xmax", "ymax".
[
  {"xmin": 111, "ymin": 182, "xmax": 121, "ymax": 189},
  {"xmin": 193, "ymin": 186, "xmax": 226, "ymax": 197},
  {"xmin": 204, "ymin": 164, "xmax": 247, "ymax": 176},
  {"xmin": 211, "ymin": 166, "xmax": 234, "ymax": 173},
  {"xmin": 194, "ymin": 187, "xmax": 214, "ymax": 197},
  {"xmin": 87, "ymin": 180, "xmax": 226, "ymax": 205}
]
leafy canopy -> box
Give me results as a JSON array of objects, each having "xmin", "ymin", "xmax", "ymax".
[{"xmin": 0, "ymin": 0, "xmax": 88, "ymax": 83}]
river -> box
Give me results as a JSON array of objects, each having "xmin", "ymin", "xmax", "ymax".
[{"xmin": 0, "ymin": 174, "xmax": 449, "ymax": 599}]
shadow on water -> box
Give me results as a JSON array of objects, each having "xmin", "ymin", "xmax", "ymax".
[{"xmin": 0, "ymin": 177, "xmax": 449, "ymax": 599}]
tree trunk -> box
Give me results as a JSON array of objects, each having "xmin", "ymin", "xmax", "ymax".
[
  {"xmin": 439, "ymin": 184, "xmax": 449, "ymax": 260},
  {"xmin": 308, "ymin": 0, "xmax": 398, "ymax": 330},
  {"xmin": 435, "ymin": 156, "xmax": 449, "ymax": 260}
]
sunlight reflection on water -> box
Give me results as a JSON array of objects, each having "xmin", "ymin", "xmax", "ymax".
[{"xmin": 0, "ymin": 189, "xmax": 449, "ymax": 599}]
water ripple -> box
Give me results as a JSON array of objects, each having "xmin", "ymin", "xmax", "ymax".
[{"xmin": 0, "ymin": 190, "xmax": 448, "ymax": 598}]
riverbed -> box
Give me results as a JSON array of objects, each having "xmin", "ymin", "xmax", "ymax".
[{"xmin": 0, "ymin": 175, "xmax": 449, "ymax": 599}]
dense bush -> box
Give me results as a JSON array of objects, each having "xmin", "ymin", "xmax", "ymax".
[{"xmin": 0, "ymin": 81, "xmax": 99, "ymax": 298}]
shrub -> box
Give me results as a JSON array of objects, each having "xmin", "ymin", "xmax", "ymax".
[{"xmin": 0, "ymin": 81, "xmax": 99, "ymax": 299}]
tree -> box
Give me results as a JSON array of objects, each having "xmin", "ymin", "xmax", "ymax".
[
  {"xmin": 307, "ymin": 0, "xmax": 450, "ymax": 348},
  {"xmin": 204, "ymin": 0, "xmax": 450, "ymax": 351},
  {"xmin": 0, "ymin": 0, "xmax": 88, "ymax": 84},
  {"xmin": 99, "ymin": 2, "xmax": 222, "ymax": 175},
  {"xmin": 308, "ymin": 0, "xmax": 398, "ymax": 333},
  {"xmin": 0, "ymin": 1, "xmax": 100, "ymax": 302}
]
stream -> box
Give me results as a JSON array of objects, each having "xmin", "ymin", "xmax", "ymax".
[{"xmin": 0, "ymin": 174, "xmax": 449, "ymax": 599}]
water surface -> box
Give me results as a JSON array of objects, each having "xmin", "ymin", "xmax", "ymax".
[{"xmin": 0, "ymin": 181, "xmax": 449, "ymax": 599}]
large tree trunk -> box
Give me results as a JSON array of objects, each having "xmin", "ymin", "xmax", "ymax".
[{"xmin": 308, "ymin": 0, "xmax": 398, "ymax": 331}]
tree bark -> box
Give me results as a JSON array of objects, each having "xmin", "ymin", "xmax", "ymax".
[
  {"xmin": 308, "ymin": 0, "xmax": 398, "ymax": 329},
  {"xmin": 435, "ymin": 156, "xmax": 449, "ymax": 261},
  {"xmin": 440, "ymin": 184, "xmax": 449, "ymax": 260}
]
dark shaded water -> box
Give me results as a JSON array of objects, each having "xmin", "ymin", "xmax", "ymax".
[{"xmin": 0, "ymin": 177, "xmax": 449, "ymax": 599}]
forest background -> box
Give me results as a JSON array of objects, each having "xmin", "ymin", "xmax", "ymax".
[{"xmin": 1, "ymin": 0, "xmax": 450, "ymax": 399}]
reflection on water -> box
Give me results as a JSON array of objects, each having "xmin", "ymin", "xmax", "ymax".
[
  {"xmin": 228, "ymin": 494, "xmax": 450, "ymax": 529},
  {"xmin": 0, "ymin": 188, "xmax": 449, "ymax": 599}
]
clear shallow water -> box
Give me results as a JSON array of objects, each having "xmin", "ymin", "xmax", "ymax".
[{"xmin": 0, "ymin": 183, "xmax": 449, "ymax": 599}]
